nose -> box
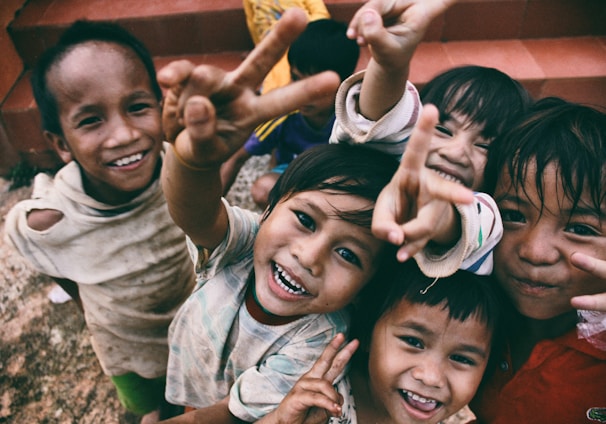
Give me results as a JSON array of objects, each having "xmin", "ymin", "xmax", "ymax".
[
  {"xmin": 107, "ymin": 115, "xmax": 140, "ymax": 147},
  {"xmin": 411, "ymin": 356, "xmax": 446, "ymax": 388},
  {"xmin": 518, "ymin": 224, "xmax": 560, "ymax": 265},
  {"xmin": 291, "ymin": 233, "xmax": 327, "ymax": 277},
  {"xmin": 440, "ymin": 134, "xmax": 471, "ymax": 166}
]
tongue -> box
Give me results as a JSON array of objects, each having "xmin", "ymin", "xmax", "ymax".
[{"xmin": 406, "ymin": 394, "xmax": 437, "ymax": 412}]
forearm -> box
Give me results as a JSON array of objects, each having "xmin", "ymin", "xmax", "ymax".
[
  {"xmin": 161, "ymin": 146, "xmax": 227, "ymax": 249},
  {"xmin": 359, "ymin": 59, "xmax": 410, "ymax": 121}
]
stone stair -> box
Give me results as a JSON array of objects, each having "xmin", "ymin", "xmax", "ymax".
[{"xmin": 1, "ymin": 0, "xmax": 605, "ymax": 175}]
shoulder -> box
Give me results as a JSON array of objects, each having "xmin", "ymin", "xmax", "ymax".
[{"xmin": 26, "ymin": 209, "xmax": 64, "ymax": 231}]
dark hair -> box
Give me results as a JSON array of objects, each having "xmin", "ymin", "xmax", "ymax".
[
  {"xmin": 354, "ymin": 259, "xmax": 508, "ymax": 383},
  {"xmin": 30, "ymin": 20, "xmax": 162, "ymax": 136},
  {"xmin": 421, "ymin": 66, "xmax": 531, "ymax": 188},
  {"xmin": 287, "ymin": 19, "xmax": 360, "ymax": 82},
  {"xmin": 484, "ymin": 97, "xmax": 606, "ymax": 217},
  {"xmin": 265, "ymin": 143, "xmax": 398, "ymax": 229}
]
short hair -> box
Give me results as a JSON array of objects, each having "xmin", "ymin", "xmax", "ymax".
[
  {"xmin": 30, "ymin": 20, "xmax": 162, "ymax": 136},
  {"xmin": 484, "ymin": 97, "xmax": 606, "ymax": 217},
  {"xmin": 264, "ymin": 143, "xmax": 399, "ymax": 230},
  {"xmin": 287, "ymin": 19, "xmax": 360, "ymax": 82},
  {"xmin": 421, "ymin": 66, "xmax": 531, "ymax": 186},
  {"xmin": 353, "ymin": 259, "xmax": 509, "ymax": 383}
]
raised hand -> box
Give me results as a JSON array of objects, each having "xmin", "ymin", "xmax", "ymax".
[
  {"xmin": 571, "ymin": 252, "xmax": 606, "ymax": 312},
  {"xmin": 157, "ymin": 7, "xmax": 341, "ymax": 169},
  {"xmin": 258, "ymin": 334, "xmax": 359, "ymax": 424},
  {"xmin": 371, "ymin": 104, "xmax": 474, "ymax": 262}
]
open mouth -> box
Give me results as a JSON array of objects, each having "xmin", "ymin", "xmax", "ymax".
[
  {"xmin": 109, "ymin": 152, "xmax": 145, "ymax": 167},
  {"xmin": 400, "ymin": 389, "xmax": 442, "ymax": 413},
  {"xmin": 431, "ymin": 169, "xmax": 464, "ymax": 186},
  {"xmin": 273, "ymin": 263, "xmax": 309, "ymax": 296}
]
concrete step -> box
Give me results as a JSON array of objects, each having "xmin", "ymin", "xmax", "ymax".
[{"xmin": 1, "ymin": 0, "xmax": 605, "ymax": 174}]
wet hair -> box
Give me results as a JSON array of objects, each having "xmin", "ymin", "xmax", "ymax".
[
  {"xmin": 287, "ymin": 19, "xmax": 360, "ymax": 82},
  {"xmin": 264, "ymin": 143, "xmax": 399, "ymax": 229},
  {"xmin": 484, "ymin": 97, "xmax": 606, "ymax": 217},
  {"xmin": 421, "ymin": 66, "xmax": 531, "ymax": 187},
  {"xmin": 354, "ymin": 259, "xmax": 509, "ymax": 382},
  {"xmin": 30, "ymin": 20, "xmax": 162, "ymax": 136}
]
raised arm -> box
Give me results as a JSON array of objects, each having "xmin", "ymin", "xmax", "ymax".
[
  {"xmin": 348, "ymin": 0, "xmax": 456, "ymax": 120},
  {"xmin": 158, "ymin": 8, "xmax": 340, "ymax": 249}
]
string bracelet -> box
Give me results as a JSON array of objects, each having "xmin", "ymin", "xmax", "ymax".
[{"xmin": 170, "ymin": 145, "xmax": 220, "ymax": 172}]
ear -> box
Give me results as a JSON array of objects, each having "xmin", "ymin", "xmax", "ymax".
[{"xmin": 45, "ymin": 131, "xmax": 73, "ymax": 163}]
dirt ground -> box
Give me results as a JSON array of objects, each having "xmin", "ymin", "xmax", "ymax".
[{"xmin": 0, "ymin": 155, "xmax": 473, "ymax": 424}]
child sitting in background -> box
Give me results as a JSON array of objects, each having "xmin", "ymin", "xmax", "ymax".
[
  {"xmin": 221, "ymin": 18, "xmax": 360, "ymax": 209},
  {"xmin": 243, "ymin": 0, "xmax": 330, "ymax": 93},
  {"xmin": 469, "ymin": 97, "xmax": 606, "ymax": 423},
  {"xmin": 260, "ymin": 258, "xmax": 508, "ymax": 424},
  {"xmin": 4, "ymin": 21, "xmax": 196, "ymax": 422}
]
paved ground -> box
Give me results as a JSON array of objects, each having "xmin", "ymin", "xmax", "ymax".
[{"xmin": 0, "ymin": 155, "xmax": 473, "ymax": 423}]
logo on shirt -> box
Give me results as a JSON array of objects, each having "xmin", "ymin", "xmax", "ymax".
[{"xmin": 587, "ymin": 407, "xmax": 606, "ymax": 422}]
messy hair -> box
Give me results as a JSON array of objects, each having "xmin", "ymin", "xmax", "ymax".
[
  {"xmin": 421, "ymin": 66, "xmax": 531, "ymax": 183},
  {"xmin": 30, "ymin": 20, "xmax": 162, "ymax": 136},
  {"xmin": 485, "ymin": 97, "xmax": 606, "ymax": 217}
]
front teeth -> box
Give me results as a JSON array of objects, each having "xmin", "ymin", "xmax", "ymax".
[
  {"xmin": 433, "ymin": 169, "xmax": 462, "ymax": 185},
  {"xmin": 401, "ymin": 390, "xmax": 438, "ymax": 407},
  {"xmin": 274, "ymin": 264, "xmax": 308, "ymax": 295},
  {"xmin": 113, "ymin": 153, "xmax": 143, "ymax": 167}
]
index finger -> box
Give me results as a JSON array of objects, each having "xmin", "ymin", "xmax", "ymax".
[
  {"xmin": 230, "ymin": 8, "xmax": 308, "ymax": 88},
  {"xmin": 306, "ymin": 334, "xmax": 358, "ymax": 383},
  {"xmin": 399, "ymin": 104, "xmax": 439, "ymax": 179}
]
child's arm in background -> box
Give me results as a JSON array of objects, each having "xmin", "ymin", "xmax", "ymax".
[
  {"xmin": 349, "ymin": 0, "xmax": 456, "ymax": 120},
  {"xmin": 158, "ymin": 8, "xmax": 340, "ymax": 250},
  {"xmin": 256, "ymin": 334, "xmax": 359, "ymax": 424}
]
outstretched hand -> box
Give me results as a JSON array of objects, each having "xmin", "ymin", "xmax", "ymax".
[
  {"xmin": 371, "ymin": 104, "xmax": 474, "ymax": 262},
  {"xmin": 571, "ymin": 252, "xmax": 606, "ymax": 312},
  {"xmin": 157, "ymin": 8, "xmax": 341, "ymax": 169},
  {"xmin": 258, "ymin": 334, "xmax": 359, "ymax": 424},
  {"xmin": 347, "ymin": 0, "xmax": 456, "ymax": 71}
]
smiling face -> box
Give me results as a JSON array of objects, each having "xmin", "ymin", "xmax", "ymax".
[
  {"xmin": 367, "ymin": 300, "xmax": 490, "ymax": 424},
  {"xmin": 493, "ymin": 161, "xmax": 606, "ymax": 320},
  {"xmin": 252, "ymin": 189, "xmax": 384, "ymax": 317},
  {"xmin": 46, "ymin": 41, "xmax": 163, "ymax": 205},
  {"xmin": 424, "ymin": 112, "xmax": 491, "ymax": 191}
]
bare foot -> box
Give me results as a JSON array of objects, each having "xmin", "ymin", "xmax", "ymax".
[{"xmin": 140, "ymin": 409, "xmax": 160, "ymax": 424}]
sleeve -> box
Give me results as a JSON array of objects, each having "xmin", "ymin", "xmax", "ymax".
[
  {"xmin": 329, "ymin": 70, "xmax": 422, "ymax": 161},
  {"xmin": 414, "ymin": 192, "xmax": 503, "ymax": 277},
  {"xmin": 228, "ymin": 312, "xmax": 350, "ymax": 421},
  {"xmin": 303, "ymin": 0, "xmax": 331, "ymax": 21},
  {"xmin": 244, "ymin": 116, "xmax": 288, "ymax": 156}
]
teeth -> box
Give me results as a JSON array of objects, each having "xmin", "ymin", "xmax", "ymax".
[
  {"xmin": 274, "ymin": 264, "xmax": 308, "ymax": 295},
  {"xmin": 402, "ymin": 390, "xmax": 438, "ymax": 406},
  {"xmin": 112, "ymin": 153, "xmax": 143, "ymax": 167},
  {"xmin": 433, "ymin": 169, "xmax": 462, "ymax": 185}
]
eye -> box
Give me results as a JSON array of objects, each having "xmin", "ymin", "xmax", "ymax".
[
  {"xmin": 565, "ymin": 223, "xmax": 599, "ymax": 236},
  {"xmin": 335, "ymin": 247, "xmax": 361, "ymax": 267},
  {"xmin": 450, "ymin": 353, "xmax": 476, "ymax": 366},
  {"xmin": 434, "ymin": 124, "xmax": 453, "ymax": 138},
  {"xmin": 500, "ymin": 209, "xmax": 525, "ymax": 224},
  {"xmin": 295, "ymin": 211, "xmax": 315, "ymax": 231},
  {"xmin": 400, "ymin": 336, "xmax": 424, "ymax": 349},
  {"xmin": 129, "ymin": 102, "xmax": 154, "ymax": 113},
  {"xmin": 474, "ymin": 140, "xmax": 491, "ymax": 151},
  {"xmin": 77, "ymin": 116, "xmax": 102, "ymax": 128}
]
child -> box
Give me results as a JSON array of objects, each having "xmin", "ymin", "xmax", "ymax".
[
  {"xmin": 4, "ymin": 21, "xmax": 196, "ymax": 422},
  {"xmin": 260, "ymin": 259, "xmax": 508, "ymax": 424},
  {"xmin": 243, "ymin": 0, "xmax": 330, "ymax": 93},
  {"xmin": 221, "ymin": 18, "xmax": 360, "ymax": 209},
  {"xmin": 468, "ymin": 97, "xmax": 606, "ymax": 423}
]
